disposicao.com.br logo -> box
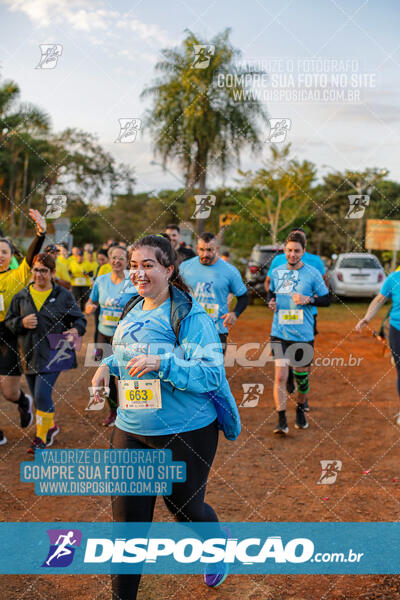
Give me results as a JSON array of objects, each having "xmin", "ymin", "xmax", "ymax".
[{"xmin": 0, "ymin": 522, "xmax": 382, "ymax": 575}]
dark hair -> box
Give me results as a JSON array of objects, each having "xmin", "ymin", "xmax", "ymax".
[
  {"xmin": 109, "ymin": 245, "xmax": 129, "ymax": 261},
  {"xmin": 221, "ymin": 250, "xmax": 230, "ymax": 258},
  {"xmin": 199, "ymin": 232, "xmax": 217, "ymax": 243},
  {"xmin": 0, "ymin": 238, "xmax": 15, "ymax": 255},
  {"xmin": 33, "ymin": 253, "xmax": 56, "ymax": 271},
  {"xmin": 285, "ymin": 232, "xmax": 306, "ymax": 249},
  {"xmin": 131, "ymin": 235, "xmax": 190, "ymax": 294},
  {"xmin": 97, "ymin": 248, "xmax": 108, "ymax": 258},
  {"xmin": 165, "ymin": 224, "xmax": 180, "ymax": 233},
  {"xmin": 290, "ymin": 227, "xmax": 306, "ymax": 238}
]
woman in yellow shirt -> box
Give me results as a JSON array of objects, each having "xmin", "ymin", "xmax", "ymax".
[
  {"xmin": 6, "ymin": 253, "xmax": 86, "ymax": 452},
  {"xmin": 0, "ymin": 209, "xmax": 46, "ymax": 446},
  {"xmin": 68, "ymin": 249, "xmax": 94, "ymax": 311}
]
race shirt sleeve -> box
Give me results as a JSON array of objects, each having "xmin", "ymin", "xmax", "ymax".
[
  {"xmin": 158, "ymin": 311, "xmax": 224, "ymax": 394},
  {"xmin": 228, "ymin": 264, "xmax": 247, "ymax": 297},
  {"xmin": 380, "ymin": 274, "xmax": 393, "ymax": 298},
  {"xmin": 13, "ymin": 257, "xmax": 31, "ymax": 286},
  {"xmin": 90, "ymin": 279, "xmax": 100, "ymax": 303},
  {"xmin": 101, "ymin": 354, "xmax": 119, "ymax": 377},
  {"xmin": 312, "ymin": 269, "xmax": 329, "ymax": 297},
  {"xmin": 267, "ymin": 255, "xmax": 279, "ymax": 279},
  {"xmin": 269, "ymin": 268, "xmax": 276, "ymax": 293},
  {"xmin": 314, "ymin": 256, "xmax": 326, "ymax": 275}
]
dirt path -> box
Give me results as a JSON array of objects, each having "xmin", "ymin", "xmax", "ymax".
[{"xmin": 1, "ymin": 304, "xmax": 399, "ymax": 599}]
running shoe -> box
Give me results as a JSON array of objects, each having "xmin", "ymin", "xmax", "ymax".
[
  {"xmin": 0, "ymin": 430, "xmax": 7, "ymax": 446},
  {"xmin": 303, "ymin": 398, "xmax": 310, "ymax": 412},
  {"xmin": 46, "ymin": 425, "xmax": 60, "ymax": 447},
  {"xmin": 295, "ymin": 404, "xmax": 309, "ymax": 430},
  {"xmin": 204, "ymin": 562, "xmax": 229, "ymax": 587},
  {"xmin": 286, "ymin": 366, "xmax": 295, "ymax": 394},
  {"xmin": 103, "ymin": 410, "xmax": 117, "ymax": 427},
  {"xmin": 18, "ymin": 393, "xmax": 33, "ymax": 428},
  {"xmin": 273, "ymin": 413, "xmax": 289, "ymax": 435},
  {"xmin": 27, "ymin": 437, "xmax": 46, "ymax": 454}
]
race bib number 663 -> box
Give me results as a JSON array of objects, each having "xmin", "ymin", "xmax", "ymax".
[{"xmin": 118, "ymin": 379, "xmax": 162, "ymax": 410}]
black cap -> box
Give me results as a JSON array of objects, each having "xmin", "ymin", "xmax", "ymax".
[{"xmin": 44, "ymin": 244, "xmax": 58, "ymax": 253}]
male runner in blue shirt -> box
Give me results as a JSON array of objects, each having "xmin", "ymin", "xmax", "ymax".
[
  {"xmin": 265, "ymin": 227, "xmax": 327, "ymax": 406},
  {"xmin": 268, "ymin": 231, "xmax": 330, "ymax": 434},
  {"xmin": 180, "ymin": 232, "xmax": 249, "ymax": 351}
]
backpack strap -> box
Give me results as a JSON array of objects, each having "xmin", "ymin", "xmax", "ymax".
[
  {"xmin": 169, "ymin": 285, "xmax": 192, "ymax": 343},
  {"xmin": 119, "ymin": 294, "xmax": 142, "ymax": 321}
]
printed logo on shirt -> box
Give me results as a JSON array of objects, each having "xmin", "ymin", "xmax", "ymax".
[
  {"xmin": 275, "ymin": 270, "xmax": 300, "ymax": 294},
  {"xmin": 194, "ymin": 281, "xmax": 215, "ymax": 299}
]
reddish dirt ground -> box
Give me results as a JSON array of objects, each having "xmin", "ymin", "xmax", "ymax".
[{"xmin": 1, "ymin": 303, "xmax": 400, "ymax": 599}]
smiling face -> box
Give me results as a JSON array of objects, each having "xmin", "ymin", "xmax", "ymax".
[
  {"xmin": 285, "ymin": 241, "xmax": 305, "ymax": 266},
  {"xmin": 32, "ymin": 261, "xmax": 54, "ymax": 288},
  {"xmin": 129, "ymin": 246, "xmax": 173, "ymax": 299},
  {"xmin": 165, "ymin": 228, "xmax": 180, "ymax": 250},
  {"xmin": 0, "ymin": 241, "xmax": 12, "ymax": 271},
  {"xmin": 110, "ymin": 247, "xmax": 128, "ymax": 274}
]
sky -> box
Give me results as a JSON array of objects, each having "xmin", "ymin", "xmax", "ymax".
[{"xmin": 0, "ymin": 0, "xmax": 400, "ymax": 196}]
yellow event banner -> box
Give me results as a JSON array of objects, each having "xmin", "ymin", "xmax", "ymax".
[{"xmin": 365, "ymin": 219, "xmax": 400, "ymax": 251}]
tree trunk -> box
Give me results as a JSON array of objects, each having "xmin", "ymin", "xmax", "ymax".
[
  {"xmin": 19, "ymin": 154, "xmax": 30, "ymax": 237},
  {"xmin": 196, "ymin": 164, "xmax": 207, "ymax": 236}
]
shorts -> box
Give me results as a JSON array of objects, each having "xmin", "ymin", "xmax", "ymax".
[
  {"xmin": 218, "ymin": 333, "xmax": 228, "ymax": 355},
  {"xmin": 0, "ymin": 323, "xmax": 22, "ymax": 376},
  {"xmin": 270, "ymin": 335, "xmax": 314, "ymax": 368}
]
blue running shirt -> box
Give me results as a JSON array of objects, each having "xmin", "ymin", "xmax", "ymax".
[
  {"xmin": 380, "ymin": 272, "xmax": 400, "ymax": 330},
  {"xmin": 110, "ymin": 298, "xmax": 218, "ymax": 435},
  {"xmin": 269, "ymin": 264, "xmax": 329, "ymax": 341},
  {"xmin": 268, "ymin": 252, "xmax": 326, "ymax": 316},
  {"xmin": 90, "ymin": 273, "xmax": 138, "ymax": 337},
  {"xmin": 180, "ymin": 257, "xmax": 247, "ymax": 333}
]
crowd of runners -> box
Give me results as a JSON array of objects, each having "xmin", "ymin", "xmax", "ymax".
[{"xmin": 1, "ymin": 211, "xmax": 400, "ymax": 596}]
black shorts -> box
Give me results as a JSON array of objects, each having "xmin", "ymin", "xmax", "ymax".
[
  {"xmin": 314, "ymin": 314, "xmax": 318, "ymax": 336},
  {"xmin": 0, "ymin": 323, "xmax": 22, "ymax": 376},
  {"xmin": 218, "ymin": 333, "xmax": 228, "ymax": 355},
  {"xmin": 270, "ymin": 336, "xmax": 314, "ymax": 368}
]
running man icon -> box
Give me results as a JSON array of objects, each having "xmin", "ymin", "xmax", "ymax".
[
  {"xmin": 42, "ymin": 529, "xmax": 82, "ymax": 568},
  {"xmin": 46, "ymin": 336, "xmax": 75, "ymax": 371}
]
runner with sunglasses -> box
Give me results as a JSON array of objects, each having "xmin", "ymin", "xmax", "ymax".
[{"xmin": 6, "ymin": 253, "xmax": 86, "ymax": 452}]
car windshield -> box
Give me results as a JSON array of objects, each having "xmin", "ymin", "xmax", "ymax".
[{"xmin": 339, "ymin": 257, "xmax": 380, "ymax": 269}]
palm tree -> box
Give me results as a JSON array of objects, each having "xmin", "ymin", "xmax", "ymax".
[
  {"xmin": 142, "ymin": 28, "xmax": 268, "ymax": 232},
  {"xmin": 0, "ymin": 81, "xmax": 51, "ymax": 233}
]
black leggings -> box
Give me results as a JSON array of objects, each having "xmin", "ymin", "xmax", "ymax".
[
  {"xmin": 71, "ymin": 285, "xmax": 90, "ymax": 312},
  {"xmin": 389, "ymin": 324, "xmax": 400, "ymax": 396},
  {"xmin": 110, "ymin": 420, "xmax": 219, "ymax": 600},
  {"xmin": 96, "ymin": 331, "xmax": 118, "ymax": 411}
]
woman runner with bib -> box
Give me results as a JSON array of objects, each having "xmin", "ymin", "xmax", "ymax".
[
  {"xmin": 6, "ymin": 253, "xmax": 86, "ymax": 452},
  {"xmin": 91, "ymin": 234, "xmax": 240, "ymax": 600},
  {"xmin": 85, "ymin": 245, "xmax": 138, "ymax": 426}
]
